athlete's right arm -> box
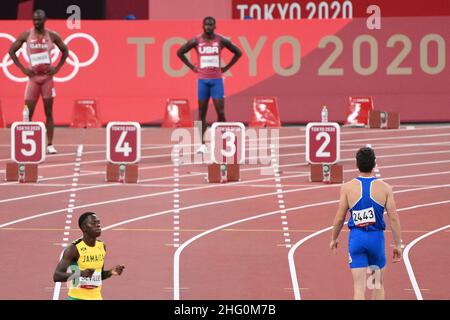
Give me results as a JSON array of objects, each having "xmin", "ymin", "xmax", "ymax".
[
  {"xmin": 53, "ymin": 244, "xmax": 79, "ymax": 282},
  {"xmin": 177, "ymin": 38, "xmax": 198, "ymax": 72},
  {"xmin": 385, "ymin": 184, "xmax": 403, "ymax": 262},
  {"xmin": 8, "ymin": 32, "xmax": 33, "ymax": 77}
]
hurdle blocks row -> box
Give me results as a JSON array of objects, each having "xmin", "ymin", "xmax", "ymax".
[
  {"xmin": 310, "ymin": 163, "xmax": 343, "ymax": 184},
  {"xmin": 4, "ymin": 162, "xmax": 138, "ymax": 183},
  {"xmin": 163, "ymin": 97, "xmax": 282, "ymax": 128},
  {"xmin": 4, "ymin": 161, "xmax": 235, "ymax": 184},
  {"xmin": 105, "ymin": 162, "xmax": 240, "ymax": 184},
  {"xmin": 208, "ymin": 164, "xmax": 240, "ymax": 183},
  {"xmin": 368, "ymin": 111, "xmax": 400, "ymax": 129}
]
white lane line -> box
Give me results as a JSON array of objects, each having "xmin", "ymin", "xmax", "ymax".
[
  {"xmin": 289, "ymin": 200, "xmax": 450, "ymax": 300},
  {"xmin": 271, "ymin": 145, "xmax": 291, "ymax": 249},
  {"xmin": 53, "ymin": 144, "xmax": 83, "ymax": 300},
  {"xmin": 52, "ymin": 250, "xmax": 65, "ymax": 300},
  {"xmin": 172, "ymin": 199, "xmax": 336, "ymax": 300},
  {"xmin": 2, "ymin": 161, "xmax": 450, "ymax": 230},
  {"xmin": 3, "ymin": 180, "xmax": 450, "ymax": 189},
  {"xmin": 61, "ymin": 144, "xmax": 83, "ymax": 247},
  {"xmin": 0, "ymin": 173, "xmax": 318, "ymax": 228},
  {"xmin": 171, "ymin": 184, "xmax": 450, "ymax": 300},
  {"xmin": 61, "ymin": 144, "xmax": 83, "ymax": 246},
  {"xmin": 403, "ymin": 224, "xmax": 450, "ymax": 300},
  {"xmin": 173, "ymin": 145, "xmax": 181, "ymax": 248}
]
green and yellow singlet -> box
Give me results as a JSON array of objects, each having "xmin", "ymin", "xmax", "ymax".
[{"xmin": 68, "ymin": 239, "xmax": 106, "ymax": 300}]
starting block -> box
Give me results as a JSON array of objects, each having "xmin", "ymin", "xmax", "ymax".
[
  {"xmin": 208, "ymin": 163, "xmax": 240, "ymax": 183},
  {"xmin": 106, "ymin": 122, "xmax": 141, "ymax": 183},
  {"xmin": 310, "ymin": 163, "xmax": 343, "ymax": 184},
  {"xmin": 368, "ymin": 111, "xmax": 400, "ymax": 129},
  {"xmin": 106, "ymin": 163, "xmax": 138, "ymax": 183},
  {"xmin": 5, "ymin": 162, "xmax": 38, "ymax": 182},
  {"xmin": 208, "ymin": 123, "xmax": 245, "ymax": 183}
]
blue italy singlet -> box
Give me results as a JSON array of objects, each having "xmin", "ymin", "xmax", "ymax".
[{"xmin": 347, "ymin": 177, "xmax": 386, "ymax": 269}]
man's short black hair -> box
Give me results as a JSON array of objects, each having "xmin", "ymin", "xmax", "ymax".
[
  {"xmin": 356, "ymin": 147, "xmax": 376, "ymax": 173},
  {"xmin": 78, "ymin": 212, "xmax": 96, "ymax": 229},
  {"xmin": 33, "ymin": 9, "xmax": 46, "ymax": 17},
  {"xmin": 203, "ymin": 16, "xmax": 216, "ymax": 24}
]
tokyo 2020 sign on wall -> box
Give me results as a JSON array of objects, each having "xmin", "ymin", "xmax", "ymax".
[{"xmin": 0, "ymin": 18, "xmax": 448, "ymax": 125}]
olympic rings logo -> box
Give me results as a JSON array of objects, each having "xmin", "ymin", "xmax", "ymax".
[{"xmin": 0, "ymin": 32, "xmax": 99, "ymax": 82}]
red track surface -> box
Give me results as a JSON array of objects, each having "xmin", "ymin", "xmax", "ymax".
[{"xmin": 0, "ymin": 125, "xmax": 449, "ymax": 300}]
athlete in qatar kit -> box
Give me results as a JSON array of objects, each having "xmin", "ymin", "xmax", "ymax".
[{"xmin": 9, "ymin": 9, "xmax": 68, "ymax": 154}]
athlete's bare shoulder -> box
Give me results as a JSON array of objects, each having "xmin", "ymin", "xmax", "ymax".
[
  {"xmin": 63, "ymin": 242, "xmax": 79, "ymax": 260},
  {"xmin": 373, "ymin": 178, "xmax": 392, "ymax": 191},
  {"xmin": 186, "ymin": 37, "xmax": 199, "ymax": 47},
  {"xmin": 48, "ymin": 30, "xmax": 62, "ymax": 41},
  {"xmin": 216, "ymin": 34, "xmax": 227, "ymax": 41},
  {"xmin": 16, "ymin": 31, "xmax": 30, "ymax": 42},
  {"xmin": 342, "ymin": 178, "xmax": 359, "ymax": 190}
]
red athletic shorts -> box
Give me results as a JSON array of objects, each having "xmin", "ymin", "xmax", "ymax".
[{"xmin": 25, "ymin": 74, "xmax": 55, "ymax": 100}]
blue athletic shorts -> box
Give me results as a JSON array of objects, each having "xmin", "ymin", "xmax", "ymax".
[
  {"xmin": 198, "ymin": 78, "xmax": 224, "ymax": 101},
  {"xmin": 348, "ymin": 228, "xmax": 386, "ymax": 269}
]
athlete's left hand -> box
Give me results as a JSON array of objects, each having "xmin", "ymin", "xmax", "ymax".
[
  {"xmin": 221, "ymin": 67, "xmax": 228, "ymax": 73},
  {"xmin": 111, "ymin": 265, "xmax": 125, "ymax": 276}
]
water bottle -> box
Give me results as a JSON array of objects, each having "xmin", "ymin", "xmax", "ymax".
[
  {"xmin": 119, "ymin": 164, "xmax": 126, "ymax": 183},
  {"xmin": 321, "ymin": 105, "xmax": 328, "ymax": 123},
  {"xmin": 220, "ymin": 164, "xmax": 227, "ymax": 183},
  {"xmin": 323, "ymin": 164, "xmax": 331, "ymax": 184},
  {"xmin": 18, "ymin": 164, "xmax": 25, "ymax": 183},
  {"xmin": 23, "ymin": 106, "xmax": 29, "ymax": 122}
]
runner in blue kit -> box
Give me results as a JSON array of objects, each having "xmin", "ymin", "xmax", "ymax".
[{"xmin": 330, "ymin": 147, "xmax": 402, "ymax": 300}]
